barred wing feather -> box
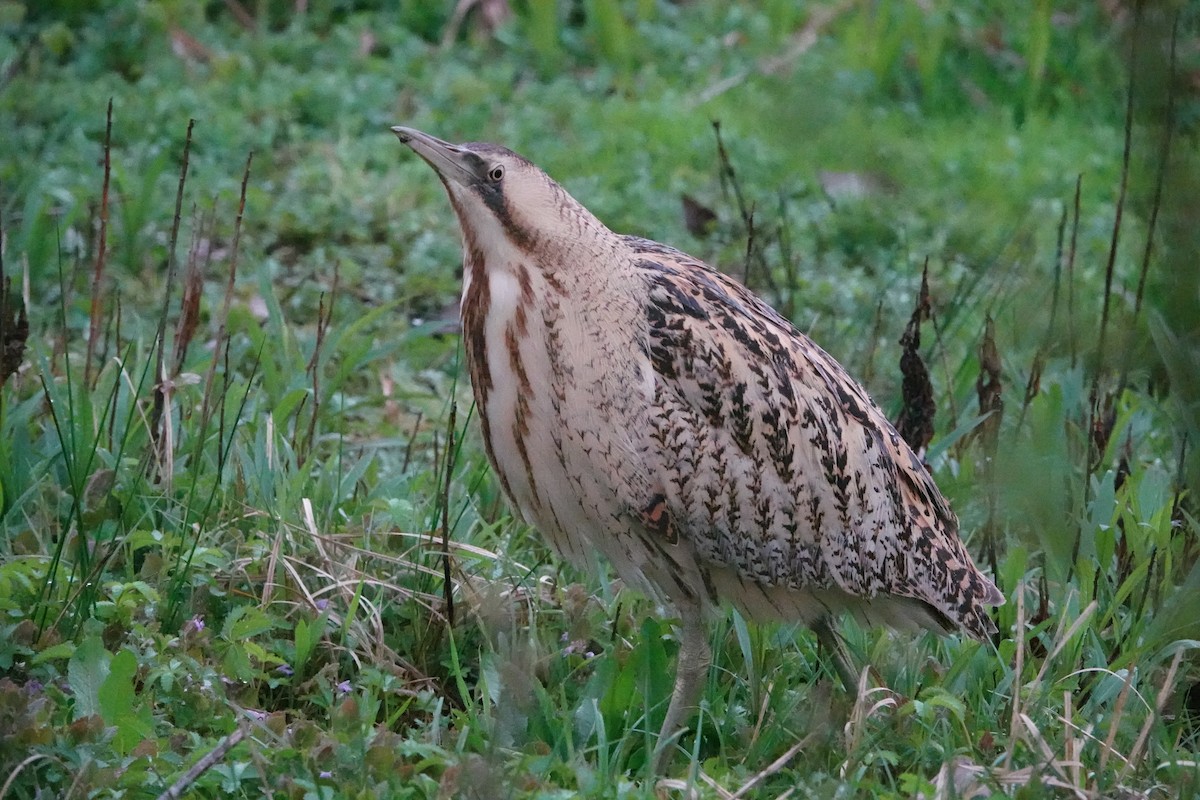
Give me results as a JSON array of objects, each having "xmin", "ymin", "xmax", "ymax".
[{"xmin": 627, "ymin": 236, "xmax": 1003, "ymax": 640}]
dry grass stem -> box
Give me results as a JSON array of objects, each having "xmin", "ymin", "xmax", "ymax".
[{"xmin": 729, "ymin": 732, "xmax": 817, "ymax": 800}]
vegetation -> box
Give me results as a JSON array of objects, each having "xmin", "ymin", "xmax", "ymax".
[{"xmin": 1, "ymin": 1, "xmax": 1198, "ymax": 797}]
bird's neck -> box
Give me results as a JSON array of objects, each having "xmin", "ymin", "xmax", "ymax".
[
  {"xmin": 532, "ymin": 202, "xmax": 620, "ymax": 275},
  {"xmin": 463, "ymin": 213, "xmax": 628, "ymax": 296}
]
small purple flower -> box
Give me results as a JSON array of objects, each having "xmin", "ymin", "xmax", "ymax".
[
  {"xmin": 315, "ymin": 599, "xmax": 329, "ymax": 611},
  {"xmin": 319, "ymin": 771, "xmax": 332, "ymax": 779},
  {"xmin": 562, "ymin": 639, "xmax": 590, "ymax": 657},
  {"xmin": 336, "ymin": 680, "xmax": 352, "ymax": 696},
  {"xmin": 276, "ymin": 664, "xmax": 294, "ymax": 676},
  {"xmin": 192, "ymin": 616, "xmax": 205, "ymax": 631}
]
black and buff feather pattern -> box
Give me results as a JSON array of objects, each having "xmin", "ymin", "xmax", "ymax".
[
  {"xmin": 629, "ymin": 236, "xmax": 1002, "ymax": 640},
  {"xmin": 394, "ymin": 128, "xmax": 1003, "ymax": 652}
]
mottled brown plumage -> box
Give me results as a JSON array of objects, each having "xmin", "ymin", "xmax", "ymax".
[{"xmin": 393, "ymin": 127, "xmax": 1004, "ymax": 771}]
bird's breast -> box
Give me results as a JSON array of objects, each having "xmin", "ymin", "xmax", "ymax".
[{"xmin": 460, "ymin": 256, "xmax": 658, "ymax": 575}]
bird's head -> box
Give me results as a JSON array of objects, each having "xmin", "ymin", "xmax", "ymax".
[{"xmin": 393, "ymin": 126, "xmax": 601, "ymax": 259}]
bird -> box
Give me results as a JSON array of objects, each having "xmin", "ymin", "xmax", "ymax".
[{"xmin": 392, "ymin": 126, "xmax": 1005, "ymax": 772}]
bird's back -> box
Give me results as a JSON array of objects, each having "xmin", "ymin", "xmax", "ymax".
[{"xmin": 626, "ymin": 236, "xmax": 1002, "ymax": 640}]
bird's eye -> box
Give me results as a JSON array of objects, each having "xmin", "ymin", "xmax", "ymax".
[{"xmin": 487, "ymin": 164, "xmax": 505, "ymax": 183}]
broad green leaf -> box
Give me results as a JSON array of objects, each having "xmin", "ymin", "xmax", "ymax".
[
  {"xmin": 31, "ymin": 641, "xmax": 76, "ymax": 665},
  {"xmin": 293, "ymin": 617, "xmax": 318, "ymax": 675},
  {"xmin": 68, "ymin": 635, "xmax": 111, "ymax": 720},
  {"xmin": 223, "ymin": 644, "xmax": 254, "ymax": 682},
  {"xmin": 222, "ymin": 604, "xmax": 276, "ymax": 641},
  {"xmin": 98, "ymin": 647, "xmax": 136, "ymax": 724}
]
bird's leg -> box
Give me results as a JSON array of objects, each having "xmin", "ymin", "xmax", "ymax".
[
  {"xmin": 812, "ymin": 615, "xmax": 861, "ymax": 696},
  {"xmin": 652, "ymin": 610, "xmax": 710, "ymax": 774}
]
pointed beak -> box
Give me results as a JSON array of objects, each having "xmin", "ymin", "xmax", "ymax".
[{"xmin": 392, "ymin": 126, "xmax": 476, "ymax": 187}]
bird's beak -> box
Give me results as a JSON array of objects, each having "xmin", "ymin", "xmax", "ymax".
[{"xmin": 392, "ymin": 126, "xmax": 475, "ymax": 186}]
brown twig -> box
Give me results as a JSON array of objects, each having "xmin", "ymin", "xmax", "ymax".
[
  {"xmin": 711, "ymin": 121, "xmax": 775, "ymax": 297},
  {"xmin": 1095, "ymin": 2, "xmax": 1141, "ymax": 378},
  {"xmin": 1122, "ymin": 8, "xmax": 1179, "ymax": 392},
  {"xmin": 976, "ymin": 316, "xmax": 1004, "ymax": 576},
  {"xmin": 1066, "ymin": 175, "xmax": 1082, "ymax": 369},
  {"xmin": 1080, "ymin": 1, "xmax": 1141, "ymax": 532},
  {"xmin": 712, "ymin": 122, "xmax": 752, "ymax": 246},
  {"xmin": 440, "ymin": 401, "xmax": 458, "ymax": 627},
  {"xmin": 301, "ymin": 261, "xmax": 337, "ymax": 467},
  {"xmin": 1048, "ymin": 199, "xmax": 1068, "ymax": 339},
  {"xmin": 775, "ymin": 190, "xmax": 800, "ymax": 319},
  {"xmin": 1015, "ymin": 350, "xmax": 1044, "ymax": 436},
  {"xmin": 149, "ymin": 119, "xmax": 196, "ymax": 470},
  {"xmin": 1016, "ymin": 198, "xmax": 1069, "ymax": 435},
  {"xmin": 400, "ymin": 410, "xmax": 423, "ymax": 475},
  {"xmin": 0, "ymin": 210, "xmax": 29, "ymax": 390},
  {"xmin": 172, "ymin": 205, "xmax": 209, "ymax": 376},
  {"xmin": 222, "ymin": 0, "xmax": 257, "ymax": 30},
  {"xmin": 201, "ymin": 152, "xmax": 254, "ymax": 442},
  {"xmin": 84, "ymin": 99, "xmax": 113, "ymax": 388},
  {"xmin": 861, "ymin": 299, "xmax": 885, "ymax": 386},
  {"xmin": 155, "ymin": 722, "xmax": 249, "ymax": 800}
]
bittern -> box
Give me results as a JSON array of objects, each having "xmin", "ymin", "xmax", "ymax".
[{"xmin": 393, "ymin": 127, "xmax": 1004, "ymax": 773}]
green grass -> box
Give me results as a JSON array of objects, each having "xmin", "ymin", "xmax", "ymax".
[{"xmin": 2, "ymin": 0, "xmax": 1199, "ymax": 797}]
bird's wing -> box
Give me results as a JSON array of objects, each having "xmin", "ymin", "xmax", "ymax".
[{"xmin": 625, "ymin": 236, "xmax": 1002, "ymax": 639}]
